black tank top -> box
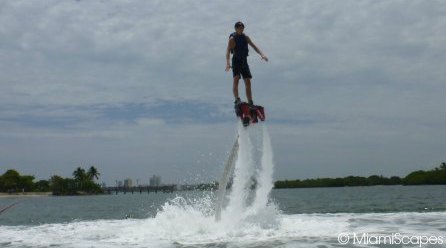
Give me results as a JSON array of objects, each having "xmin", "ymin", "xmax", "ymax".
[{"xmin": 229, "ymin": 32, "xmax": 249, "ymax": 59}]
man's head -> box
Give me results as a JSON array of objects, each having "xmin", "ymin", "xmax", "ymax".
[{"xmin": 234, "ymin": 21, "xmax": 245, "ymax": 35}]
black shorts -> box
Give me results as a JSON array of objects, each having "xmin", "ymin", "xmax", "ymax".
[{"xmin": 232, "ymin": 57, "xmax": 252, "ymax": 79}]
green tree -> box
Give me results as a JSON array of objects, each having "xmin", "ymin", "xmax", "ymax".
[
  {"xmin": 389, "ymin": 176, "xmax": 402, "ymax": 185},
  {"xmin": 18, "ymin": 175, "xmax": 35, "ymax": 192},
  {"xmin": 343, "ymin": 176, "xmax": 368, "ymax": 186},
  {"xmin": 2, "ymin": 170, "xmax": 20, "ymax": 192},
  {"xmin": 73, "ymin": 167, "xmax": 87, "ymax": 182},
  {"xmin": 50, "ymin": 175, "xmax": 77, "ymax": 195},
  {"xmin": 87, "ymin": 166, "xmax": 100, "ymax": 181},
  {"xmin": 34, "ymin": 180, "xmax": 50, "ymax": 192},
  {"xmin": 367, "ymin": 175, "xmax": 382, "ymax": 185},
  {"xmin": 403, "ymin": 167, "xmax": 446, "ymax": 185}
]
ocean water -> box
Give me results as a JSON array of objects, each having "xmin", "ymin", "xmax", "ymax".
[
  {"xmin": 0, "ymin": 186, "xmax": 445, "ymax": 247},
  {"xmin": 0, "ymin": 124, "xmax": 445, "ymax": 247}
]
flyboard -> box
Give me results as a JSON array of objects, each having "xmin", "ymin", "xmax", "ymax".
[
  {"xmin": 215, "ymin": 102, "xmax": 265, "ymax": 221},
  {"xmin": 234, "ymin": 102, "xmax": 265, "ymax": 127}
]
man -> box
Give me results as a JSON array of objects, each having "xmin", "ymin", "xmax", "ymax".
[{"xmin": 225, "ymin": 21, "xmax": 268, "ymax": 108}]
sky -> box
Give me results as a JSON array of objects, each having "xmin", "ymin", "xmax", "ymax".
[{"xmin": 1, "ymin": 0, "xmax": 445, "ymax": 185}]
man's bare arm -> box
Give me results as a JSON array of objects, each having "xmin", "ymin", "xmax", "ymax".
[
  {"xmin": 226, "ymin": 38, "xmax": 235, "ymax": 71},
  {"xmin": 246, "ymin": 36, "xmax": 268, "ymax": 61}
]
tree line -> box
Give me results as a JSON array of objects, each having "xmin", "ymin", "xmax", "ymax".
[
  {"xmin": 0, "ymin": 166, "xmax": 102, "ymax": 195},
  {"xmin": 275, "ymin": 163, "xmax": 446, "ymax": 188},
  {"xmin": 2, "ymin": 163, "xmax": 445, "ymax": 193}
]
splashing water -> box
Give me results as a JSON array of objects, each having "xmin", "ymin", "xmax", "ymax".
[
  {"xmin": 251, "ymin": 125, "xmax": 275, "ymax": 212},
  {"xmin": 143, "ymin": 122, "xmax": 280, "ymax": 244},
  {"xmin": 139, "ymin": 124, "xmax": 280, "ymax": 246},
  {"xmin": 221, "ymin": 123, "xmax": 278, "ymax": 227}
]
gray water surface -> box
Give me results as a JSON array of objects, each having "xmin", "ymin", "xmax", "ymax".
[{"xmin": 1, "ymin": 185, "xmax": 445, "ymax": 226}]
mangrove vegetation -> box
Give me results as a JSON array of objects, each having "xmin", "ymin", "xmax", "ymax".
[{"xmin": 275, "ymin": 163, "xmax": 446, "ymax": 188}]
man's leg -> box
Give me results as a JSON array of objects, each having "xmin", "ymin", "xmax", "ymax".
[
  {"xmin": 233, "ymin": 75, "xmax": 241, "ymax": 101},
  {"xmin": 243, "ymin": 78, "xmax": 253, "ymax": 104},
  {"xmin": 233, "ymin": 75, "xmax": 242, "ymax": 116}
]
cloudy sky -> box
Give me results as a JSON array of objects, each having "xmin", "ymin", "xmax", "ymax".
[{"xmin": 1, "ymin": 0, "xmax": 445, "ymax": 185}]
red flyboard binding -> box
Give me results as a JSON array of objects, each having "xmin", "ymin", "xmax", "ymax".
[{"xmin": 235, "ymin": 102, "xmax": 266, "ymax": 127}]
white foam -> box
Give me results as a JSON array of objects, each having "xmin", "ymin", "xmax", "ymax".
[{"xmin": 1, "ymin": 211, "xmax": 445, "ymax": 247}]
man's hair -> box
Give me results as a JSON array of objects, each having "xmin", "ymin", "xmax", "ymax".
[{"xmin": 234, "ymin": 21, "xmax": 245, "ymax": 29}]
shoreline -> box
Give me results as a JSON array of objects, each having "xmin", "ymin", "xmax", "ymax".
[{"xmin": 0, "ymin": 192, "xmax": 52, "ymax": 198}]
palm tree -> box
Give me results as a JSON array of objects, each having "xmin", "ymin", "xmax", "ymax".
[
  {"xmin": 73, "ymin": 167, "xmax": 87, "ymax": 182},
  {"xmin": 87, "ymin": 166, "xmax": 100, "ymax": 181},
  {"xmin": 441, "ymin": 162, "xmax": 446, "ymax": 170}
]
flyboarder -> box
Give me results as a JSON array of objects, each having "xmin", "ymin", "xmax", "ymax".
[
  {"xmin": 225, "ymin": 21, "xmax": 268, "ymax": 126},
  {"xmin": 225, "ymin": 21, "xmax": 268, "ymax": 107}
]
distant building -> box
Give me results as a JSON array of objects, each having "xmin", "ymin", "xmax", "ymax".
[
  {"xmin": 124, "ymin": 178, "xmax": 133, "ymax": 188},
  {"xmin": 150, "ymin": 175, "xmax": 161, "ymax": 186}
]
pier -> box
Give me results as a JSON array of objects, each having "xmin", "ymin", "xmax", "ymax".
[{"xmin": 103, "ymin": 185, "xmax": 176, "ymax": 194}]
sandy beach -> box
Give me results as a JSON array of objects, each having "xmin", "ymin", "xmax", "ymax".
[{"xmin": 0, "ymin": 192, "xmax": 51, "ymax": 198}]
